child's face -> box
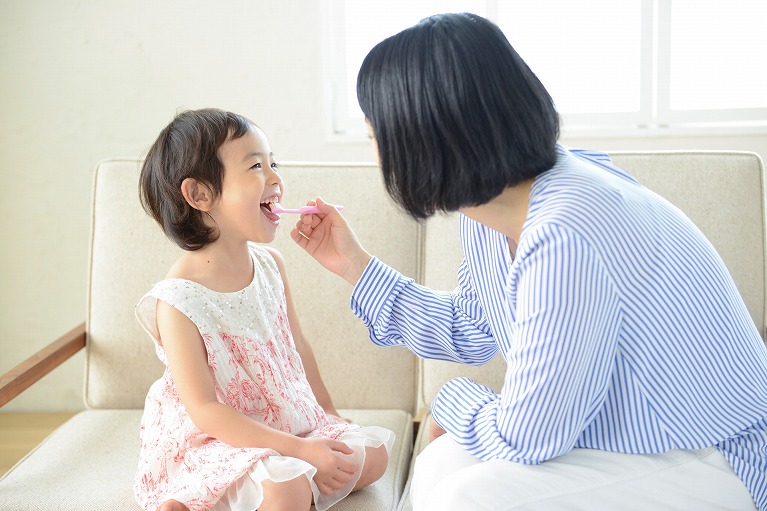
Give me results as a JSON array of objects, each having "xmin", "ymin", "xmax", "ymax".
[{"xmin": 212, "ymin": 126, "xmax": 284, "ymax": 244}]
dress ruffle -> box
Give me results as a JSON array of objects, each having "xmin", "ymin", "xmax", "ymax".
[{"xmin": 213, "ymin": 426, "xmax": 394, "ymax": 511}]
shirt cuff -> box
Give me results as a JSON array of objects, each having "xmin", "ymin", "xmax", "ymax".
[
  {"xmin": 430, "ymin": 377, "xmax": 511, "ymax": 462},
  {"xmin": 350, "ymin": 257, "xmax": 407, "ymax": 328}
]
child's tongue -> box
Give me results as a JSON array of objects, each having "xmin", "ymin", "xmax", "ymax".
[{"xmin": 261, "ymin": 202, "xmax": 281, "ymax": 221}]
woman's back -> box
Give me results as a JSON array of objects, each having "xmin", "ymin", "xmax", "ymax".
[{"xmin": 513, "ymin": 148, "xmax": 767, "ymax": 450}]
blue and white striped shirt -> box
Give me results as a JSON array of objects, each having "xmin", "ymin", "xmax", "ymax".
[{"xmin": 351, "ymin": 146, "xmax": 767, "ymax": 509}]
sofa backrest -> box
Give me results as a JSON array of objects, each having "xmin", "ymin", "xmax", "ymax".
[
  {"xmin": 86, "ymin": 159, "xmax": 175, "ymax": 409},
  {"xmin": 416, "ymin": 151, "xmax": 767, "ymax": 411},
  {"xmin": 85, "ymin": 160, "xmax": 419, "ymax": 411},
  {"xmin": 85, "ymin": 152, "xmax": 766, "ymax": 413}
]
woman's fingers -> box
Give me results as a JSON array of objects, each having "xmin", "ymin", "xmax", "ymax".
[{"xmin": 290, "ymin": 227, "xmax": 307, "ymax": 245}]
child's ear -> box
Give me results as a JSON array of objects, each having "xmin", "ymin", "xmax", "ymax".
[{"xmin": 180, "ymin": 178, "xmax": 214, "ymax": 212}]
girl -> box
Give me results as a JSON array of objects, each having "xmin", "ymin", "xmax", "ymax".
[
  {"xmin": 291, "ymin": 12, "xmax": 767, "ymax": 511},
  {"xmin": 134, "ymin": 108, "xmax": 392, "ymax": 511}
]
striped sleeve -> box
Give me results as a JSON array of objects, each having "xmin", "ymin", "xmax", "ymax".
[
  {"xmin": 350, "ymin": 257, "xmax": 498, "ymax": 364},
  {"xmin": 431, "ymin": 224, "xmax": 621, "ymax": 463}
]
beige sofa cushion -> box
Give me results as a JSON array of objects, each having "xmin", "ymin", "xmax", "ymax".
[
  {"xmin": 86, "ymin": 159, "xmax": 177, "ymax": 409},
  {"xmin": 85, "ymin": 160, "xmax": 419, "ymax": 412},
  {"xmin": 0, "ymin": 409, "xmax": 413, "ymax": 511},
  {"xmin": 0, "ymin": 410, "xmax": 143, "ymax": 510}
]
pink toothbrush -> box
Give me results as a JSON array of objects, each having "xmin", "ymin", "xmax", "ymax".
[{"xmin": 271, "ymin": 204, "xmax": 344, "ymax": 215}]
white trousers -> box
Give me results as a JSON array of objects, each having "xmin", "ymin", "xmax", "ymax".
[{"xmin": 411, "ymin": 434, "xmax": 757, "ymax": 511}]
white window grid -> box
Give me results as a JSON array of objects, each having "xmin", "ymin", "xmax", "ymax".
[{"xmin": 324, "ymin": 0, "xmax": 767, "ymax": 137}]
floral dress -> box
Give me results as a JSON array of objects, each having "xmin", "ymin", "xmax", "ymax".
[{"xmin": 134, "ymin": 245, "xmax": 393, "ymax": 511}]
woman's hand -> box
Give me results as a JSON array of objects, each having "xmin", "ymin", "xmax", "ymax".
[
  {"xmin": 289, "ymin": 197, "xmax": 372, "ymax": 285},
  {"xmin": 428, "ymin": 417, "xmax": 447, "ymax": 443},
  {"xmin": 297, "ymin": 437, "xmax": 359, "ymax": 495}
]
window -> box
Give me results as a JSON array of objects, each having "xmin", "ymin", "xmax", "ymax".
[
  {"xmin": 661, "ymin": 0, "xmax": 767, "ymax": 124},
  {"xmin": 325, "ymin": 0, "xmax": 767, "ymax": 136}
]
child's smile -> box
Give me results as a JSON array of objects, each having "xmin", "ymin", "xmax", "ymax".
[
  {"xmin": 259, "ymin": 196, "xmax": 282, "ymax": 224},
  {"xmin": 214, "ymin": 126, "xmax": 284, "ymax": 243}
]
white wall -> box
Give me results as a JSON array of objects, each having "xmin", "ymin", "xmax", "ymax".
[{"xmin": 1, "ymin": 1, "xmax": 765, "ymax": 411}]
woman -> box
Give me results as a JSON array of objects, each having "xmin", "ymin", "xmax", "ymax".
[{"xmin": 291, "ymin": 13, "xmax": 767, "ymax": 511}]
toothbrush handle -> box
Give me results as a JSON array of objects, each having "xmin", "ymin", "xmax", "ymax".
[{"xmin": 293, "ymin": 205, "xmax": 344, "ymax": 214}]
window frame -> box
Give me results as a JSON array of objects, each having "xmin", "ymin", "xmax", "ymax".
[
  {"xmin": 654, "ymin": 0, "xmax": 767, "ymax": 128},
  {"xmin": 324, "ymin": 0, "xmax": 767, "ymax": 138}
]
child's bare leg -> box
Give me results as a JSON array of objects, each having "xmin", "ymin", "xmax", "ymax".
[
  {"xmin": 352, "ymin": 445, "xmax": 389, "ymax": 491},
  {"xmin": 158, "ymin": 500, "xmax": 188, "ymax": 511},
  {"xmin": 259, "ymin": 475, "xmax": 313, "ymax": 511}
]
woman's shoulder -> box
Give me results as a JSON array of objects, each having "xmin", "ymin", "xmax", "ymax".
[{"xmin": 530, "ymin": 152, "xmax": 646, "ymax": 228}]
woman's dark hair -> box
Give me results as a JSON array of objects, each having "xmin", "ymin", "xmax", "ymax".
[
  {"xmin": 357, "ymin": 12, "xmax": 560, "ymax": 219},
  {"xmin": 139, "ymin": 108, "xmax": 253, "ymax": 250}
]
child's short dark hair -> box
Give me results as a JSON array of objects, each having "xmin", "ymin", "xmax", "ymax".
[
  {"xmin": 356, "ymin": 13, "xmax": 560, "ymax": 219},
  {"xmin": 139, "ymin": 108, "xmax": 253, "ymax": 250}
]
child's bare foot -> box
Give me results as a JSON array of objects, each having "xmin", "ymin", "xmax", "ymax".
[{"xmin": 158, "ymin": 500, "xmax": 189, "ymax": 511}]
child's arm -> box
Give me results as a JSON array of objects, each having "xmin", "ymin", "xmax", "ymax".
[
  {"xmin": 265, "ymin": 247, "xmax": 344, "ymax": 419},
  {"xmin": 157, "ymin": 299, "xmax": 356, "ymax": 494}
]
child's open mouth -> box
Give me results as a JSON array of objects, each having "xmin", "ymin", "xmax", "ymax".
[{"xmin": 260, "ymin": 200, "xmax": 281, "ymax": 222}]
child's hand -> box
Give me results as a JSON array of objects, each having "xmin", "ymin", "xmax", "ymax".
[
  {"xmin": 299, "ymin": 437, "xmax": 359, "ymax": 495},
  {"xmin": 325, "ymin": 407, "xmax": 352, "ymax": 424}
]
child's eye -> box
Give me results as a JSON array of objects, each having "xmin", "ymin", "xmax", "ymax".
[
  {"xmin": 271, "ymin": 162, "xmax": 280, "ymax": 170},
  {"xmin": 251, "ymin": 163, "xmax": 262, "ymax": 169}
]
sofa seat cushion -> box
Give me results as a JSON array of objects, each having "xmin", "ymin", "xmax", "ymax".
[
  {"xmin": 397, "ymin": 412, "xmax": 432, "ymax": 511},
  {"xmin": 330, "ymin": 409, "xmax": 413, "ymax": 511},
  {"xmin": 0, "ymin": 409, "xmax": 143, "ymax": 510},
  {"xmin": 0, "ymin": 409, "xmax": 412, "ymax": 511}
]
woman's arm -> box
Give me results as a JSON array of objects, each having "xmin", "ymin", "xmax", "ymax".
[
  {"xmin": 351, "ymin": 256, "xmax": 499, "ymax": 365},
  {"xmin": 264, "ymin": 247, "xmax": 341, "ymax": 417},
  {"xmin": 292, "ymin": 201, "xmax": 498, "ymax": 364},
  {"xmin": 431, "ymin": 224, "xmax": 620, "ymax": 463},
  {"xmin": 157, "ymin": 300, "xmax": 356, "ymax": 493}
]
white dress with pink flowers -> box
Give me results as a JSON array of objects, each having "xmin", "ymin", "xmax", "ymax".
[{"xmin": 133, "ymin": 245, "xmax": 393, "ymax": 511}]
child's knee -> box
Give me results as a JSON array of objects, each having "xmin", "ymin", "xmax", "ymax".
[
  {"xmin": 355, "ymin": 445, "xmax": 389, "ymax": 490},
  {"xmin": 260, "ymin": 475, "xmax": 312, "ymax": 511}
]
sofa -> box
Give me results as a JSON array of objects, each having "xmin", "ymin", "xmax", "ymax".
[{"xmin": 0, "ymin": 151, "xmax": 764, "ymax": 510}]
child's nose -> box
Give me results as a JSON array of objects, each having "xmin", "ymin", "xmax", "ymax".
[{"xmin": 268, "ymin": 167, "xmax": 282, "ymax": 183}]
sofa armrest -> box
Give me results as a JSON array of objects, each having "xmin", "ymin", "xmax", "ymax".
[{"xmin": 0, "ymin": 322, "xmax": 86, "ymax": 407}]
